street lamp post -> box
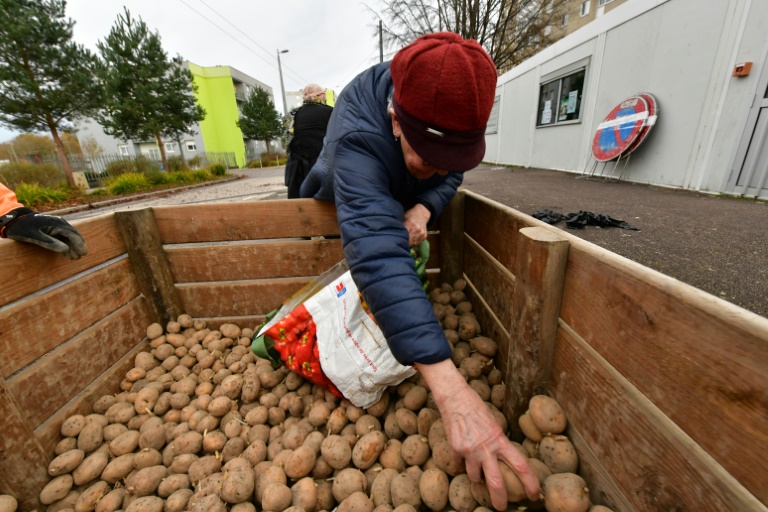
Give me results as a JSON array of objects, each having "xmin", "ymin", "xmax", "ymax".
[{"xmin": 277, "ymin": 49, "xmax": 289, "ymax": 116}]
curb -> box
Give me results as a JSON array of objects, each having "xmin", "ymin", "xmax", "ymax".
[{"xmin": 46, "ymin": 175, "xmax": 245, "ymax": 216}]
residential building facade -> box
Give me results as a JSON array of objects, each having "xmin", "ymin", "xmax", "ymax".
[
  {"xmin": 485, "ymin": 0, "xmax": 768, "ymax": 199},
  {"xmin": 76, "ymin": 62, "xmax": 277, "ymax": 168}
]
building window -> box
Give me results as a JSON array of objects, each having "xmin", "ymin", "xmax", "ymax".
[
  {"xmin": 598, "ymin": 0, "xmax": 613, "ymax": 6},
  {"xmin": 537, "ymin": 68, "xmax": 586, "ymax": 127},
  {"xmin": 545, "ymin": 0, "xmax": 553, "ymax": 13},
  {"xmin": 165, "ymin": 142, "xmax": 175, "ymax": 153},
  {"xmin": 485, "ymin": 96, "xmax": 500, "ymax": 135},
  {"xmin": 118, "ymin": 144, "xmax": 129, "ymax": 156},
  {"xmin": 561, "ymin": 12, "xmax": 569, "ymax": 26},
  {"xmin": 544, "ymin": 25, "xmax": 552, "ymax": 36},
  {"xmin": 185, "ymin": 140, "xmax": 197, "ymax": 152},
  {"xmin": 580, "ymin": 1, "xmax": 590, "ymax": 16},
  {"xmin": 147, "ymin": 149, "xmax": 161, "ymax": 161}
]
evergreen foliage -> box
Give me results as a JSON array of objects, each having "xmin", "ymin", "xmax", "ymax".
[
  {"xmin": 97, "ymin": 8, "xmax": 205, "ymax": 170},
  {"xmin": 0, "ymin": 0, "xmax": 103, "ymax": 186},
  {"xmin": 237, "ymin": 88, "xmax": 283, "ymax": 152}
]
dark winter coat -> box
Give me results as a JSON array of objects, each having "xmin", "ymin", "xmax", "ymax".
[
  {"xmin": 300, "ymin": 62, "xmax": 462, "ymax": 366},
  {"xmin": 285, "ymin": 101, "xmax": 333, "ymax": 198}
]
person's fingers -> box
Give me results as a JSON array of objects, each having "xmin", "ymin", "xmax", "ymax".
[
  {"xmin": 50, "ymin": 226, "xmax": 88, "ymax": 257},
  {"xmin": 464, "ymin": 454, "xmax": 483, "ymax": 483},
  {"xmin": 500, "ymin": 448, "xmax": 540, "ymax": 501},
  {"xmin": 481, "ymin": 457, "xmax": 509, "ymax": 511},
  {"xmin": 7, "ymin": 231, "xmax": 70, "ymax": 253}
]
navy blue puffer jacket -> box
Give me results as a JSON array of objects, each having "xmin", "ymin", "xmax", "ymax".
[{"xmin": 301, "ymin": 62, "xmax": 461, "ymax": 366}]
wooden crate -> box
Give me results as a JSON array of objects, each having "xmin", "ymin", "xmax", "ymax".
[{"xmin": 1, "ymin": 194, "xmax": 765, "ymax": 511}]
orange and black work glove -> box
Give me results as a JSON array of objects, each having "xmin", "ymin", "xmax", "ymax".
[{"xmin": 0, "ymin": 207, "xmax": 88, "ymax": 259}]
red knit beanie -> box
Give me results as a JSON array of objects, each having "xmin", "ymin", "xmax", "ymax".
[{"xmin": 390, "ymin": 32, "xmax": 497, "ymax": 172}]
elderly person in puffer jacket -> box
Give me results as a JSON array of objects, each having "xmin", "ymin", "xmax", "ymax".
[{"xmin": 301, "ymin": 32, "xmax": 539, "ymax": 509}]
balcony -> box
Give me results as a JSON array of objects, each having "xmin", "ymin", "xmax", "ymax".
[{"xmin": 235, "ymin": 92, "xmax": 246, "ymax": 102}]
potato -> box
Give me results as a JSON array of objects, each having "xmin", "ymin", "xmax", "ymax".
[
  {"xmin": 519, "ymin": 412, "xmax": 543, "ymax": 442},
  {"xmin": 125, "ymin": 496, "xmax": 165, "ymax": 512},
  {"xmin": 61, "ymin": 415, "xmax": 86, "ymax": 437},
  {"xmin": 320, "ymin": 434, "xmax": 351, "ymax": 469},
  {"xmin": 73, "ymin": 451, "xmax": 108, "ymax": 486},
  {"xmin": 403, "ymin": 386, "xmax": 428, "ymax": 411},
  {"xmin": 290, "ymin": 477, "xmax": 317, "ymax": 512},
  {"xmin": 0, "ymin": 495, "xmax": 16, "ymax": 512},
  {"xmin": 448, "ymin": 474, "xmax": 477, "ymax": 512},
  {"xmin": 172, "ymin": 430, "xmax": 203, "ymax": 454},
  {"xmin": 427, "ymin": 419, "xmax": 446, "ymax": 449},
  {"xmin": 589, "ymin": 506, "xmax": 616, "ymax": 512},
  {"xmin": 126, "ymin": 465, "xmax": 167, "ymax": 497},
  {"xmin": 370, "ymin": 467, "xmax": 398, "ymax": 507},
  {"xmin": 75, "ymin": 480, "xmax": 110, "ymax": 511},
  {"xmin": 395, "ymin": 408, "xmax": 418, "ymax": 435},
  {"xmin": 76, "ymin": 421, "xmax": 104, "ymax": 453},
  {"xmin": 538, "ymin": 435, "xmax": 579, "ymax": 474},
  {"xmin": 262, "ymin": 483, "xmax": 293, "ymax": 512},
  {"xmin": 470, "ymin": 480, "xmax": 493, "ymax": 508},
  {"xmin": 543, "ymin": 473, "xmax": 590, "ymax": 512},
  {"xmin": 285, "ymin": 445, "xmax": 317, "ymax": 479},
  {"xmin": 390, "ymin": 472, "xmax": 421, "ymax": 509},
  {"xmin": 339, "ymin": 491, "xmax": 374, "ymax": 512},
  {"xmin": 353, "ymin": 431, "xmax": 387, "ymax": 470},
  {"xmin": 431, "ymin": 438, "xmax": 464, "ymax": 476},
  {"xmin": 384, "ymin": 412, "xmax": 404, "ymax": 440},
  {"xmin": 418, "ymin": 468, "xmax": 449, "ymax": 511},
  {"xmin": 48, "ymin": 449, "xmax": 85, "ymax": 476},
  {"xmin": 529, "ymin": 395, "xmax": 567, "ymax": 434},
  {"xmin": 188, "ymin": 455, "xmax": 222, "ymax": 484},
  {"xmin": 39, "ymin": 474, "xmax": 74, "ymax": 505},
  {"xmin": 109, "ymin": 429, "xmax": 140, "ymax": 457},
  {"xmin": 332, "ymin": 468, "xmax": 367, "ymax": 503},
  {"xmin": 469, "ymin": 336, "xmax": 497, "ymax": 357},
  {"xmin": 96, "ymin": 487, "xmax": 127, "ymax": 512},
  {"xmin": 401, "ymin": 435, "xmax": 430, "ymax": 466},
  {"xmin": 499, "ymin": 461, "xmax": 527, "ymax": 502},
  {"xmin": 528, "ymin": 457, "xmax": 553, "ymax": 483},
  {"xmin": 315, "ymin": 478, "xmax": 335, "ymax": 511},
  {"xmin": 458, "ymin": 315, "xmax": 481, "ymax": 340},
  {"xmin": 101, "ymin": 453, "xmax": 136, "ymax": 483},
  {"xmin": 379, "ymin": 439, "xmax": 406, "ymax": 472},
  {"xmin": 220, "ymin": 460, "xmax": 255, "ymax": 504},
  {"xmin": 163, "ymin": 489, "xmax": 194, "ymax": 512}
]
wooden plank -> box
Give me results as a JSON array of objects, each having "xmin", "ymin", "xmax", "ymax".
[
  {"xmin": 463, "ymin": 234, "xmax": 516, "ymax": 334},
  {"xmin": 0, "ymin": 259, "xmax": 140, "ymax": 379},
  {"xmin": 34, "ymin": 339, "xmax": 150, "ymax": 457},
  {"xmin": 426, "ymin": 232, "xmax": 441, "ymax": 270},
  {"xmin": 116, "ymin": 209, "xmax": 184, "ymax": 325},
  {"xmin": 552, "ymin": 325, "xmax": 766, "ymax": 511},
  {"xmin": 176, "ymin": 277, "xmax": 312, "ymax": 318},
  {"xmin": 166, "ymin": 239, "xmax": 345, "ymax": 283},
  {"xmin": 567, "ymin": 422, "xmax": 636, "ymax": 512},
  {"xmin": 0, "ymin": 213, "xmax": 126, "ymax": 305},
  {"xmin": 6, "ymin": 298, "xmax": 151, "ymax": 428},
  {"xmin": 463, "ymin": 191, "xmax": 534, "ymax": 271},
  {"xmin": 559, "ymin": 241, "xmax": 768, "ymax": 503},
  {"xmin": 0, "ymin": 378, "xmax": 49, "ymax": 511},
  {"xmin": 506, "ymin": 227, "xmax": 569, "ymax": 436},
  {"xmin": 153, "ymin": 199, "xmax": 340, "ymax": 244},
  {"xmin": 439, "ymin": 192, "xmax": 465, "ymax": 284}
]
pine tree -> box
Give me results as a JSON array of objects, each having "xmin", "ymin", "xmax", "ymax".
[
  {"xmin": 0, "ymin": 0, "xmax": 103, "ymax": 187},
  {"xmin": 97, "ymin": 9, "xmax": 205, "ymax": 171},
  {"xmin": 237, "ymin": 88, "xmax": 283, "ymax": 153}
]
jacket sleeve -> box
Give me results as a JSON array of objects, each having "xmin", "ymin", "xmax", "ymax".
[
  {"xmin": 333, "ymin": 133, "xmax": 452, "ymax": 366},
  {"xmin": 415, "ymin": 172, "xmax": 463, "ymax": 219},
  {"xmin": 0, "ymin": 183, "xmax": 23, "ymax": 216}
]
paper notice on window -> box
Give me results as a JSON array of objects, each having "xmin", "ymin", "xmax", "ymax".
[
  {"xmin": 542, "ymin": 101, "xmax": 552, "ymax": 123},
  {"xmin": 567, "ymin": 91, "xmax": 578, "ymax": 113}
]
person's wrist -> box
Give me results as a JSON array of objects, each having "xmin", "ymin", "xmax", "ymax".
[{"xmin": 0, "ymin": 207, "xmax": 35, "ymax": 238}]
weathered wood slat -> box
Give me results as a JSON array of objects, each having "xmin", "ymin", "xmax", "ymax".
[
  {"xmin": 0, "ymin": 214, "xmax": 126, "ymax": 305},
  {"xmin": 6, "ymin": 298, "xmax": 151, "ymax": 428},
  {"xmin": 463, "ymin": 191, "xmax": 533, "ymax": 271},
  {"xmin": 34, "ymin": 339, "xmax": 150, "ymax": 457},
  {"xmin": 560, "ymin": 241, "xmax": 768, "ymax": 504},
  {"xmin": 463, "ymin": 234, "xmax": 516, "ymax": 334},
  {"xmin": 440, "ymin": 193, "xmax": 465, "ymax": 284},
  {"xmin": 552, "ymin": 325, "xmax": 766, "ymax": 511},
  {"xmin": 176, "ymin": 277, "xmax": 312, "ymax": 318},
  {"xmin": 0, "ymin": 378, "xmax": 49, "ymax": 511},
  {"xmin": 153, "ymin": 199, "xmax": 340, "ymax": 244},
  {"xmin": 0, "ymin": 259, "xmax": 140, "ymax": 379},
  {"xmin": 166, "ymin": 239, "xmax": 345, "ymax": 283},
  {"xmin": 116, "ymin": 209, "xmax": 184, "ymax": 325}
]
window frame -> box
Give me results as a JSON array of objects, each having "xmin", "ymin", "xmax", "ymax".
[
  {"xmin": 536, "ymin": 65, "xmax": 588, "ymax": 128},
  {"xmin": 598, "ymin": 0, "xmax": 613, "ymax": 6},
  {"xmin": 118, "ymin": 144, "xmax": 129, "ymax": 156},
  {"xmin": 580, "ymin": 0, "xmax": 590, "ymax": 16},
  {"xmin": 164, "ymin": 142, "xmax": 175, "ymax": 153},
  {"xmin": 185, "ymin": 140, "xmax": 197, "ymax": 152}
]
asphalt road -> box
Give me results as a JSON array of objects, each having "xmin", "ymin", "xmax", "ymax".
[{"xmin": 62, "ymin": 165, "xmax": 767, "ymax": 319}]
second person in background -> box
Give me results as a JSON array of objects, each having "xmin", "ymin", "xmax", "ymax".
[{"xmin": 284, "ymin": 84, "xmax": 333, "ymax": 198}]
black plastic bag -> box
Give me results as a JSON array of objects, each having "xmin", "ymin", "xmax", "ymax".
[{"xmin": 531, "ymin": 210, "xmax": 639, "ymax": 231}]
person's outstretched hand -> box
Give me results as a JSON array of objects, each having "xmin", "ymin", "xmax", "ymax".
[
  {"xmin": 403, "ymin": 203, "xmax": 431, "ymax": 246},
  {"xmin": 3, "ymin": 209, "xmax": 87, "ymax": 259},
  {"xmin": 417, "ymin": 359, "xmax": 541, "ymax": 510}
]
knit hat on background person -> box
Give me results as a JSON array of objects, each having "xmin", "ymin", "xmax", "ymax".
[
  {"xmin": 303, "ymin": 83, "xmax": 326, "ymax": 103},
  {"xmin": 390, "ymin": 32, "xmax": 497, "ymax": 172}
]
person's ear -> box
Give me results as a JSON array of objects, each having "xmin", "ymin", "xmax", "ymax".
[{"xmin": 390, "ymin": 108, "xmax": 403, "ymax": 139}]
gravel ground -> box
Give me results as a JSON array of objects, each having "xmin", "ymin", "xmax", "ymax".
[{"xmin": 61, "ymin": 165, "xmax": 767, "ymax": 318}]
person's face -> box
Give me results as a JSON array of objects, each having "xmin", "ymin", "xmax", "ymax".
[{"xmin": 391, "ymin": 109, "xmax": 449, "ymax": 180}]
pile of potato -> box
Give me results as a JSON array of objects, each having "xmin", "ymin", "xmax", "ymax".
[{"xmin": 22, "ymin": 279, "xmax": 615, "ymax": 512}]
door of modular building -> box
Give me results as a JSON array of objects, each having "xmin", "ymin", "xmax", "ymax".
[{"xmin": 727, "ymin": 60, "xmax": 768, "ymax": 199}]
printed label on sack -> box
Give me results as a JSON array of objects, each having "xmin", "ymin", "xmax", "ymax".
[{"xmin": 305, "ymin": 271, "xmax": 416, "ymax": 408}]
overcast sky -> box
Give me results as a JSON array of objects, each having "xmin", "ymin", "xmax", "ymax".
[{"xmin": 0, "ymin": 0, "xmax": 390, "ymax": 143}]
